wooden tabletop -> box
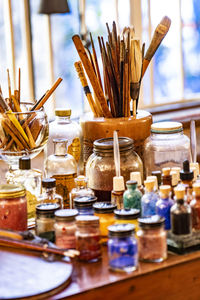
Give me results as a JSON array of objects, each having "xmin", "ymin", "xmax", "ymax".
[{"xmin": 51, "ymin": 246, "xmax": 200, "ymax": 300}]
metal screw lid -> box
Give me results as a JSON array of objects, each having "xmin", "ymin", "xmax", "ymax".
[
  {"xmin": 108, "ymin": 223, "xmax": 135, "ymax": 237},
  {"xmin": 42, "ymin": 178, "xmax": 56, "ymax": 188},
  {"xmin": 138, "ymin": 215, "xmax": 165, "ymax": 228},
  {"xmin": 74, "ymin": 196, "xmax": 97, "ymax": 207},
  {"xmin": 19, "ymin": 156, "xmax": 31, "ymax": 170},
  {"xmin": 55, "ymin": 109, "xmax": 71, "ymax": 117},
  {"xmin": 55, "ymin": 209, "xmax": 78, "ymax": 221},
  {"xmin": 114, "ymin": 208, "xmax": 140, "ymax": 220},
  {"xmin": 93, "ymin": 202, "xmax": 117, "ymax": 214}
]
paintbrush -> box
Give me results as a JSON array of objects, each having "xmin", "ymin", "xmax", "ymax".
[{"xmin": 142, "ymin": 16, "xmax": 171, "ymax": 77}]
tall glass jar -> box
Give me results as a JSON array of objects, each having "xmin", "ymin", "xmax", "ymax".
[
  {"xmin": 86, "ymin": 137, "xmax": 143, "ymax": 202},
  {"xmin": 144, "ymin": 122, "xmax": 191, "ymax": 176}
]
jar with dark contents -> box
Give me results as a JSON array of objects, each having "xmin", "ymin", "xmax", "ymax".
[
  {"xmin": 86, "ymin": 137, "xmax": 143, "ymax": 202},
  {"xmin": 108, "ymin": 223, "xmax": 138, "ymax": 272},
  {"xmin": 54, "ymin": 209, "xmax": 78, "ymax": 249},
  {"xmin": 76, "ymin": 215, "xmax": 101, "ymax": 262},
  {"xmin": 93, "ymin": 202, "xmax": 117, "ymax": 243},
  {"xmin": 137, "ymin": 216, "xmax": 167, "ymax": 262},
  {"xmin": 74, "ymin": 196, "xmax": 97, "ymax": 215},
  {"xmin": 0, "ymin": 184, "xmax": 27, "ymax": 231},
  {"xmin": 35, "ymin": 203, "xmax": 60, "ymax": 242}
]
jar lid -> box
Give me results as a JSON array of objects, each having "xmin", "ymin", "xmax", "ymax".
[
  {"xmin": 74, "ymin": 196, "xmax": 97, "ymax": 207},
  {"xmin": 114, "ymin": 208, "xmax": 140, "ymax": 220},
  {"xmin": 138, "ymin": 215, "xmax": 165, "ymax": 228},
  {"xmin": 108, "ymin": 223, "xmax": 135, "ymax": 237},
  {"xmin": 130, "ymin": 172, "xmax": 142, "ymax": 186},
  {"xmin": 93, "ymin": 137, "xmax": 134, "ymax": 153},
  {"xmin": 42, "ymin": 178, "xmax": 56, "ymax": 188},
  {"xmin": 55, "ymin": 109, "xmax": 71, "ymax": 117},
  {"xmin": 151, "ymin": 121, "xmax": 183, "ymax": 133},
  {"xmin": 55, "ymin": 209, "xmax": 78, "ymax": 221},
  {"xmin": 76, "ymin": 215, "xmax": 99, "ymax": 226},
  {"xmin": 19, "ymin": 156, "xmax": 31, "ymax": 170},
  {"xmin": 0, "ymin": 184, "xmax": 25, "ymax": 199},
  {"xmin": 93, "ymin": 202, "xmax": 117, "ymax": 213},
  {"xmin": 36, "ymin": 203, "xmax": 60, "ymax": 214}
]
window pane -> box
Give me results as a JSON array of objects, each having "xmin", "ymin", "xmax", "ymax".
[{"xmin": 0, "ymin": 3, "xmax": 7, "ymax": 96}]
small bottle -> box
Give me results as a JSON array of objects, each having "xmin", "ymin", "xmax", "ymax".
[
  {"xmin": 74, "ymin": 196, "xmax": 97, "ymax": 215},
  {"xmin": 146, "ymin": 176, "xmax": 158, "ymax": 194},
  {"xmin": 190, "ymin": 183, "xmax": 200, "ymax": 230},
  {"xmin": 54, "ymin": 209, "xmax": 78, "ymax": 249},
  {"xmin": 35, "ymin": 203, "xmax": 60, "ymax": 242},
  {"xmin": 114, "ymin": 208, "xmax": 140, "ymax": 233},
  {"xmin": 45, "ymin": 138, "xmax": 77, "ymax": 208},
  {"xmin": 141, "ymin": 180, "xmax": 159, "ymax": 217},
  {"xmin": 180, "ymin": 160, "xmax": 194, "ymax": 203},
  {"xmin": 156, "ymin": 185, "xmax": 173, "ymax": 230},
  {"xmin": 7, "ymin": 156, "xmax": 42, "ymax": 226},
  {"xmin": 170, "ymin": 170, "xmax": 179, "ymax": 196},
  {"xmin": 37, "ymin": 178, "xmax": 63, "ymax": 208},
  {"xmin": 161, "ymin": 167, "xmax": 172, "ymax": 186},
  {"xmin": 123, "ymin": 180, "xmax": 142, "ymax": 210},
  {"xmin": 137, "ymin": 216, "xmax": 167, "ymax": 262},
  {"xmin": 111, "ymin": 176, "xmax": 125, "ymax": 210},
  {"xmin": 130, "ymin": 172, "xmax": 144, "ymax": 194},
  {"xmin": 190, "ymin": 162, "xmax": 199, "ymax": 179},
  {"xmin": 151, "ymin": 171, "xmax": 162, "ymax": 188},
  {"xmin": 171, "ymin": 186, "xmax": 192, "ymax": 235},
  {"xmin": 70, "ymin": 176, "xmax": 94, "ymax": 208},
  {"xmin": 108, "ymin": 224, "xmax": 138, "ymax": 272},
  {"xmin": 76, "ymin": 215, "xmax": 101, "ymax": 262}
]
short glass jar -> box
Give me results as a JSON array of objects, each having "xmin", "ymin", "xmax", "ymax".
[
  {"xmin": 76, "ymin": 215, "xmax": 101, "ymax": 262},
  {"xmin": 70, "ymin": 175, "xmax": 94, "ymax": 208},
  {"xmin": 86, "ymin": 137, "xmax": 143, "ymax": 202},
  {"xmin": 74, "ymin": 196, "xmax": 97, "ymax": 215},
  {"xmin": 137, "ymin": 216, "xmax": 167, "ymax": 262},
  {"xmin": 144, "ymin": 122, "xmax": 191, "ymax": 176},
  {"xmin": 0, "ymin": 184, "xmax": 27, "ymax": 231},
  {"xmin": 54, "ymin": 209, "xmax": 78, "ymax": 249},
  {"xmin": 35, "ymin": 203, "xmax": 60, "ymax": 242},
  {"xmin": 108, "ymin": 223, "xmax": 138, "ymax": 272},
  {"xmin": 114, "ymin": 209, "xmax": 140, "ymax": 233},
  {"xmin": 93, "ymin": 202, "xmax": 117, "ymax": 243}
]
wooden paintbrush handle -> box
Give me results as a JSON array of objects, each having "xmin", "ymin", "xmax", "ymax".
[
  {"xmin": 72, "ymin": 35, "xmax": 112, "ymax": 118},
  {"xmin": 2, "ymin": 120, "xmax": 24, "ymax": 150}
]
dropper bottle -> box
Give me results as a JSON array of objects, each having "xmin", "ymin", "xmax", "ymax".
[{"xmin": 180, "ymin": 160, "xmax": 194, "ymax": 203}]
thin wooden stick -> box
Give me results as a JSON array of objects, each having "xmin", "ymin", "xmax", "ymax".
[
  {"xmin": 90, "ymin": 33, "xmax": 103, "ymax": 91},
  {"xmin": 119, "ymin": 40, "xmax": 125, "ymax": 117},
  {"xmin": 18, "ymin": 68, "xmax": 21, "ymax": 104}
]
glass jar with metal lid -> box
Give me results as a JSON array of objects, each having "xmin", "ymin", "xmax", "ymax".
[
  {"xmin": 54, "ymin": 209, "xmax": 78, "ymax": 249},
  {"xmin": 76, "ymin": 215, "xmax": 101, "ymax": 262},
  {"xmin": 86, "ymin": 137, "xmax": 143, "ymax": 202},
  {"xmin": 93, "ymin": 202, "xmax": 117, "ymax": 242},
  {"xmin": 70, "ymin": 175, "xmax": 94, "ymax": 208},
  {"xmin": 74, "ymin": 196, "xmax": 97, "ymax": 215},
  {"xmin": 137, "ymin": 215, "xmax": 167, "ymax": 262},
  {"xmin": 108, "ymin": 223, "xmax": 138, "ymax": 272},
  {"xmin": 35, "ymin": 203, "xmax": 60, "ymax": 242},
  {"xmin": 0, "ymin": 184, "xmax": 27, "ymax": 231},
  {"xmin": 144, "ymin": 121, "xmax": 191, "ymax": 176},
  {"xmin": 114, "ymin": 209, "xmax": 140, "ymax": 233},
  {"xmin": 47, "ymin": 108, "xmax": 82, "ymax": 171}
]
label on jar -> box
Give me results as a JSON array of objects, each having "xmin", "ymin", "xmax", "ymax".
[
  {"xmin": 68, "ymin": 137, "xmax": 81, "ymax": 162},
  {"xmin": 52, "ymin": 173, "xmax": 77, "ymax": 208},
  {"xmin": 26, "ymin": 190, "xmax": 37, "ymax": 219}
]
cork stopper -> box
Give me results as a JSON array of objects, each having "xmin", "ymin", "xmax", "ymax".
[
  {"xmin": 171, "ymin": 167, "xmax": 181, "ymax": 181},
  {"xmin": 113, "ymin": 176, "xmax": 125, "ymax": 192},
  {"xmin": 160, "ymin": 185, "xmax": 171, "ymax": 198},
  {"xmin": 147, "ymin": 176, "xmax": 158, "ymax": 190},
  {"xmin": 174, "ymin": 186, "xmax": 185, "ymax": 200},
  {"xmin": 190, "ymin": 166, "xmax": 197, "ymax": 181},
  {"xmin": 193, "ymin": 183, "xmax": 200, "ymax": 197},
  {"xmin": 130, "ymin": 172, "xmax": 142, "ymax": 186},
  {"xmin": 162, "ymin": 167, "xmax": 171, "ymax": 176},
  {"xmin": 144, "ymin": 180, "xmax": 155, "ymax": 192},
  {"xmin": 170, "ymin": 171, "xmax": 178, "ymax": 186},
  {"xmin": 190, "ymin": 162, "xmax": 199, "ymax": 176}
]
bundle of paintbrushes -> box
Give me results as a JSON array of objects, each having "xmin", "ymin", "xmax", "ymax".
[
  {"xmin": 0, "ymin": 69, "xmax": 62, "ymax": 153},
  {"xmin": 73, "ymin": 16, "xmax": 171, "ymax": 118}
]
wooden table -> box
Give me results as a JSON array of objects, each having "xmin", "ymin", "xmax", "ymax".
[{"xmin": 51, "ymin": 246, "xmax": 200, "ymax": 300}]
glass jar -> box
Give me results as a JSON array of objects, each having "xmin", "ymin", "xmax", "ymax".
[
  {"xmin": 93, "ymin": 202, "xmax": 117, "ymax": 243},
  {"xmin": 70, "ymin": 175, "xmax": 94, "ymax": 208},
  {"xmin": 0, "ymin": 184, "xmax": 27, "ymax": 231},
  {"xmin": 144, "ymin": 121, "xmax": 191, "ymax": 176},
  {"xmin": 37, "ymin": 178, "xmax": 63, "ymax": 208},
  {"xmin": 108, "ymin": 224, "xmax": 138, "ymax": 272},
  {"xmin": 76, "ymin": 215, "xmax": 101, "ymax": 262},
  {"xmin": 86, "ymin": 137, "xmax": 143, "ymax": 202},
  {"xmin": 54, "ymin": 209, "xmax": 78, "ymax": 249},
  {"xmin": 114, "ymin": 209, "xmax": 140, "ymax": 233},
  {"xmin": 74, "ymin": 196, "xmax": 97, "ymax": 215},
  {"xmin": 137, "ymin": 216, "xmax": 167, "ymax": 262},
  {"xmin": 35, "ymin": 203, "xmax": 60, "ymax": 242}
]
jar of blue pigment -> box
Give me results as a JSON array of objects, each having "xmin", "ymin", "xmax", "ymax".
[
  {"xmin": 108, "ymin": 223, "xmax": 138, "ymax": 272},
  {"xmin": 74, "ymin": 196, "xmax": 97, "ymax": 215}
]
